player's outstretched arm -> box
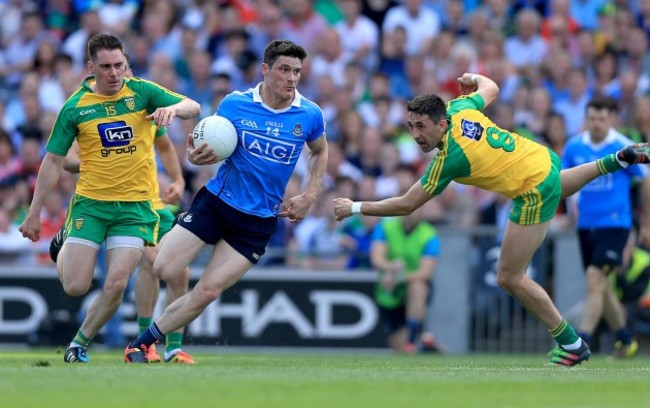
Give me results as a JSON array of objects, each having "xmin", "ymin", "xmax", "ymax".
[
  {"xmin": 457, "ymin": 73, "xmax": 500, "ymax": 108},
  {"xmin": 333, "ymin": 180, "xmax": 432, "ymax": 221},
  {"xmin": 280, "ymin": 135, "xmax": 328, "ymax": 223},
  {"xmin": 19, "ymin": 152, "xmax": 65, "ymax": 242},
  {"xmin": 146, "ymin": 98, "xmax": 201, "ymax": 128}
]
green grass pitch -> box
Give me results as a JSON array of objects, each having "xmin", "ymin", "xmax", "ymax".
[{"xmin": 1, "ymin": 349, "xmax": 649, "ymax": 408}]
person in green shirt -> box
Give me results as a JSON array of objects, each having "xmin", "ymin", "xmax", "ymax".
[{"xmin": 370, "ymin": 205, "xmax": 440, "ymax": 353}]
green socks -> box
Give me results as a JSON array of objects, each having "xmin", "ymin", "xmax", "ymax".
[
  {"xmin": 138, "ymin": 317, "xmax": 153, "ymax": 335},
  {"xmin": 549, "ymin": 319, "xmax": 580, "ymax": 348},
  {"xmin": 166, "ymin": 332, "xmax": 183, "ymax": 353},
  {"xmin": 72, "ymin": 330, "xmax": 92, "ymax": 348}
]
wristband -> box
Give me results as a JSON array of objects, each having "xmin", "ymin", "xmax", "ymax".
[
  {"xmin": 470, "ymin": 74, "xmax": 478, "ymax": 85},
  {"xmin": 351, "ymin": 202, "xmax": 362, "ymax": 214}
]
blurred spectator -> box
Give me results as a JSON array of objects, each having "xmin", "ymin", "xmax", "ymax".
[
  {"xmin": 322, "ymin": 142, "xmax": 363, "ymax": 190},
  {"xmin": 293, "ymin": 189, "xmax": 347, "ymax": 270},
  {"xmin": 0, "ymin": 206, "xmax": 32, "ymax": 264},
  {"xmin": 541, "ymin": 0, "xmax": 580, "ymax": 41},
  {"xmin": 247, "ymin": 2, "xmax": 287, "ymax": 59},
  {"xmin": 61, "ymin": 9, "xmax": 103, "ymax": 71},
  {"xmin": 179, "ymin": 51, "xmax": 214, "ymax": 110},
  {"xmin": 351, "ymin": 127, "xmax": 384, "ymax": 177},
  {"xmin": 0, "ymin": 129, "xmax": 19, "ymax": 180},
  {"xmin": 310, "ymin": 29, "xmax": 353, "ymax": 88},
  {"xmin": 481, "ymin": 0, "xmax": 513, "ymax": 33},
  {"xmin": 554, "ymin": 67, "xmax": 592, "ymax": 136},
  {"xmin": 441, "ymin": 0, "xmax": 469, "ymax": 35},
  {"xmin": 503, "ymin": 9, "xmax": 547, "ymax": 76},
  {"xmin": 97, "ymin": 0, "xmax": 140, "ymax": 38},
  {"xmin": 280, "ymin": 0, "xmax": 329, "ymax": 53},
  {"xmin": 1, "ymin": 11, "xmax": 55, "ymax": 93},
  {"xmin": 335, "ymin": 0, "xmax": 380, "ymax": 72},
  {"xmin": 370, "ymin": 205, "xmax": 440, "ymax": 353},
  {"xmin": 382, "ymin": 0, "xmax": 440, "ymax": 56},
  {"xmin": 540, "ymin": 111, "xmax": 568, "ymax": 157},
  {"xmin": 362, "ymin": 0, "xmax": 398, "ymax": 33},
  {"xmin": 211, "ymin": 28, "xmax": 253, "ymax": 89},
  {"xmin": 570, "ymin": 0, "xmax": 608, "ymax": 31}
]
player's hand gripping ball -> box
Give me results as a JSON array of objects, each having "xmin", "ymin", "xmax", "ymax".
[{"xmin": 192, "ymin": 115, "xmax": 238, "ymax": 161}]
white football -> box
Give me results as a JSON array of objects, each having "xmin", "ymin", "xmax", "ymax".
[{"xmin": 192, "ymin": 115, "xmax": 238, "ymax": 161}]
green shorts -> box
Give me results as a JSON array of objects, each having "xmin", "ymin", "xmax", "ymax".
[
  {"xmin": 64, "ymin": 194, "xmax": 160, "ymax": 246},
  {"xmin": 509, "ymin": 150, "xmax": 562, "ymax": 225},
  {"xmin": 156, "ymin": 207, "xmax": 176, "ymax": 241}
]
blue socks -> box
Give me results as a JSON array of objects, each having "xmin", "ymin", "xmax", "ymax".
[
  {"xmin": 129, "ymin": 322, "xmax": 165, "ymax": 348},
  {"xmin": 406, "ymin": 320, "xmax": 423, "ymax": 344}
]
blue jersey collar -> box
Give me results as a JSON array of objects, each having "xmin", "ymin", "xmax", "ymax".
[{"xmin": 252, "ymin": 82, "xmax": 302, "ymax": 113}]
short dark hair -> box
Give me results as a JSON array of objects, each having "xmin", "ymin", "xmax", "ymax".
[
  {"xmin": 87, "ymin": 33, "xmax": 124, "ymax": 61},
  {"xmin": 406, "ymin": 94, "xmax": 447, "ymax": 123},
  {"xmin": 263, "ymin": 39, "xmax": 307, "ymax": 67},
  {"xmin": 587, "ymin": 96, "xmax": 618, "ymax": 113}
]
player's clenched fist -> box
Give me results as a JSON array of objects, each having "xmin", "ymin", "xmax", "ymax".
[{"xmin": 333, "ymin": 197, "xmax": 354, "ymax": 221}]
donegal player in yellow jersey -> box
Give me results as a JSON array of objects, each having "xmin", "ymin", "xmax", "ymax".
[
  {"xmin": 334, "ymin": 72, "xmax": 650, "ymax": 366},
  {"xmin": 19, "ymin": 33, "xmax": 200, "ymax": 363},
  {"xmin": 60, "ymin": 126, "xmax": 195, "ymax": 364}
]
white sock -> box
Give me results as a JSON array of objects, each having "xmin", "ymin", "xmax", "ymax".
[{"xmin": 561, "ymin": 338, "xmax": 583, "ymax": 351}]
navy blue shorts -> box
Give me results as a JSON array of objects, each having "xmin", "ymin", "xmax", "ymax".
[
  {"xmin": 177, "ymin": 187, "xmax": 278, "ymax": 264},
  {"xmin": 578, "ymin": 228, "xmax": 630, "ymax": 273}
]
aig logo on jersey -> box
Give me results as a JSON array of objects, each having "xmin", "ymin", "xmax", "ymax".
[
  {"xmin": 242, "ymin": 130, "xmax": 297, "ymax": 164},
  {"xmin": 98, "ymin": 121, "xmax": 136, "ymax": 157}
]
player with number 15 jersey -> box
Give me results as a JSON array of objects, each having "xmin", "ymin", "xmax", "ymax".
[{"xmin": 47, "ymin": 76, "xmax": 185, "ymax": 203}]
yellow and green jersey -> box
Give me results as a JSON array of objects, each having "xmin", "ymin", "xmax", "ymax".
[
  {"xmin": 421, "ymin": 93, "xmax": 552, "ymax": 199},
  {"xmin": 46, "ymin": 75, "xmax": 185, "ymax": 201}
]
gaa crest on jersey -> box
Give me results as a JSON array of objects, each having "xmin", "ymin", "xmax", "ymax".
[
  {"xmin": 124, "ymin": 97, "xmax": 136, "ymax": 111},
  {"xmin": 460, "ymin": 119, "xmax": 484, "ymax": 141},
  {"xmin": 74, "ymin": 217, "xmax": 85, "ymax": 230},
  {"xmin": 291, "ymin": 123, "xmax": 303, "ymax": 137}
]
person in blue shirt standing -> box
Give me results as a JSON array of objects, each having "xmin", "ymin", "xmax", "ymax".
[
  {"xmin": 124, "ymin": 39, "xmax": 329, "ymax": 362},
  {"xmin": 562, "ymin": 96, "xmax": 650, "ymax": 358}
]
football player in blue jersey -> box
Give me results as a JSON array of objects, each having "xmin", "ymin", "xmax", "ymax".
[
  {"xmin": 562, "ymin": 96, "xmax": 650, "ymax": 358},
  {"xmin": 124, "ymin": 39, "xmax": 329, "ymax": 362}
]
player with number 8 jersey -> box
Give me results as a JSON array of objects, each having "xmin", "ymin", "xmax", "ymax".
[
  {"xmin": 421, "ymin": 92, "xmax": 559, "ymax": 225},
  {"xmin": 334, "ymin": 72, "xmax": 650, "ymax": 366}
]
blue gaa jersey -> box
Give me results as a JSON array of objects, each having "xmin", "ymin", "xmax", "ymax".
[
  {"xmin": 562, "ymin": 129, "xmax": 647, "ymax": 229},
  {"xmin": 206, "ymin": 83, "xmax": 325, "ymax": 217}
]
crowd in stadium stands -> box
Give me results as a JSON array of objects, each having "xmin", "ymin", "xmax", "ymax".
[{"xmin": 3, "ymin": 0, "xmax": 650, "ymax": 270}]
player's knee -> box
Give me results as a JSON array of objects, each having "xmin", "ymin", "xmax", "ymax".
[
  {"xmin": 62, "ymin": 280, "xmax": 91, "ymax": 297},
  {"xmin": 190, "ymin": 285, "xmax": 222, "ymax": 308},
  {"xmin": 154, "ymin": 261, "xmax": 179, "ymax": 281},
  {"xmin": 102, "ymin": 276, "xmax": 129, "ymax": 298},
  {"xmin": 496, "ymin": 273, "xmax": 517, "ymax": 293}
]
